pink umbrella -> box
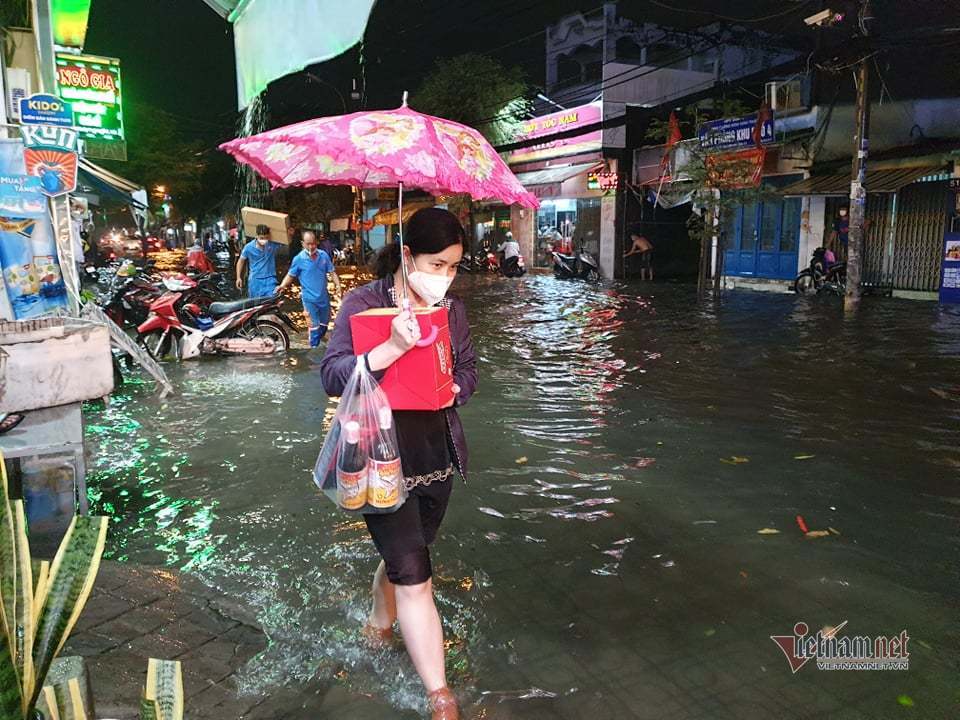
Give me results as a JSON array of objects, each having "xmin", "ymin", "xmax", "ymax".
[
  {"xmin": 220, "ymin": 93, "xmax": 537, "ymax": 307},
  {"xmin": 219, "ymin": 95, "xmax": 538, "ymax": 209}
]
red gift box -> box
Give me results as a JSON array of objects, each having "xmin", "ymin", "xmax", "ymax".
[{"xmin": 350, "ymin": 307, "xmax": 456, "ymax": 411}]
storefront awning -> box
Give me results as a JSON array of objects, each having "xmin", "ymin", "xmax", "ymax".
[
  {"xmin": 780, "ymin": 165, "xmax": 947, "ymax": 196},
  {"xmin": 372, "ymin": 200, "xmax": 435, "ymax": 226},
  {"xmin": 514, "ymin": 162, "xmax": 601, "ymax": 199},
  {"xmin": 77, "ymin": 158, "xmax": 147, "ymax": 209}
]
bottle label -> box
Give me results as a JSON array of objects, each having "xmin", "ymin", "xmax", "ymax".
[
  {"xmin": 337, "ymin": 468, "xmax": 367, "ymax": 510},
  {"xmin": 368, "ymin": 458, "xmax": 402, "ymax": 507}
]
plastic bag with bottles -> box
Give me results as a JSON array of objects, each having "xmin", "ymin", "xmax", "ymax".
[{"xmin": 313, "ymin": 358, "xmax": 408, "ymax": 514}]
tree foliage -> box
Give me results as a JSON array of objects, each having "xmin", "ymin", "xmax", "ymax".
[
  {"xmin": 412, "ymin": 53, "xmax": 531, "ymax": 145},
  {"xmin": 100, "ymin": 103, "xmax": 207, "ymax": 217}
]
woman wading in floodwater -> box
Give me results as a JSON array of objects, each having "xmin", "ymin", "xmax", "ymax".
[{"xmin": 319, "ymin": 208, "xmax": 476, "ymax": 720}]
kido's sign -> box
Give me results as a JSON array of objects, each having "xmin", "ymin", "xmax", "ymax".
[{"xmin": 19, "ymin": 94, "xmax": 74, "ymax": 128}]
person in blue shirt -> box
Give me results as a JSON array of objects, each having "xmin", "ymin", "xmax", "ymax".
[
  {"xmin": 276, "ymin": 230, "xmax": 342, "ymax": 346},
  {"xmin": 236, "ymin": 224, "xmax": 283, "ymax": 297}
]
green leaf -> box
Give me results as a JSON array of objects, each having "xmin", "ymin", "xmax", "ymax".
[
  {"xmin": 28, "ymin": 516, "xmax": 107, "ymax": 713},
  {"xmin": 36, "ymin": 686, "xmax": 60, "ymax": 720},
  {"xmin": 0, "ymin": 453, "xmax": 18, "ymax": 656},
  {"xmin": 145, "ymin": 659, "xmax": 183, "ymax": 720},
  {"xmin": 139, "ymin": 695, "xmax": 161, "ymax": 720},
  {"xmin": 13, "ymin": 501, "xmax": 35, "ymax": 709},
  {"xmin": 0, "ymin": 618, "xmax": 24, "ymax": 719},
  {"xmin": 43, "ymin": 658, "xmax": 93, "ymax": 720}
]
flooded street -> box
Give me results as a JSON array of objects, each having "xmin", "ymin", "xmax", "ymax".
[{"xmin": 84, "ymin": 275, "xmax": 960, "ymax": 719}]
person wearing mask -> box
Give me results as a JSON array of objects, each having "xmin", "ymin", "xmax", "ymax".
[
  {"xmin": 317, "ymin": 231, "xmax": 336, "ymax": 263},
  {"xmin": 496, "ymin": 231, "xmax": 524, "ymax": 277},
  {"xmin": 829, "ymin": 207, "xmax": 850, "ymax": 259},
  {"xmin": 287, "ymin": 225, "xmax": 303, "ymax": 258},
  {"xmin": 236, "ymin": 224, "xmax": 282, "ymax": 297},
  {"xmin": 319, "ymin": 208, "xmax": 477, "ymax": 720},
  {"xmin": 276, "ymin": 230, "xmax": 341, "ymax": 347},
  {"xmin": 186, "ymin": 237, "xmax": 215, "ymax": 274}
]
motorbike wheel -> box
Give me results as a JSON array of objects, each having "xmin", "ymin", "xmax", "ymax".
[
  {"xmin": 250, "ymin": 318, "xmax": 290, "ymax": 354},
  {"xmin": 586, "ymin": 268, "xmax": 600, "ymax": 282},
  {"xmin": 793, "ymin": 271, "xmax": 817, "ymax": 294},
  {"xmin": 138, "ymin": 330, "xmax": 176, "ymax": 361}
]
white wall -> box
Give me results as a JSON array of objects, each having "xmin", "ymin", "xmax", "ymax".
[
  {"xmin": 602, "ymin": 63, "xmax": 715, "ymax": 148},
  {"xmin": 818, "ymin": 99, "xmax": 960, "ymax": 161},
  {"xmin": 799, "ymin": 196, "xmax": 827, "ymax": 270}
]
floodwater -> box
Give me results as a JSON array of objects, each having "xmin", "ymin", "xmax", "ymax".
[{"xmin": 84, "ymin": 275, "xmax": 960, "ymax": 719}]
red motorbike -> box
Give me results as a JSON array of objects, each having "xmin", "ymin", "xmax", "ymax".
[{"xmin": 137, "ymin": 292, "xmax": 294, "ymax": 360}]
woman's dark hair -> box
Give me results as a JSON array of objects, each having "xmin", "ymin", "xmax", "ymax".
[{"xmin": 371, "ymin": 207, "xmax": 465, "ymax": 278}]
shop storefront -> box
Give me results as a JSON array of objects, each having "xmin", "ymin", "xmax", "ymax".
[{"xmin": 506, "ymin": 103, "xmax": 611, "ymax": 270}]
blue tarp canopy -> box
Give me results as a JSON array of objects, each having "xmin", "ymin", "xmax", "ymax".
[{"xmin": 76, "ymin": 158, "xmax": 147, "ymax": 209}]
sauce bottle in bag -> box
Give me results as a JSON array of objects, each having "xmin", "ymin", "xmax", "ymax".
[
  {"xmin": 337, "ymin": 420, "xmax": 367, "ymax": 510},
  {"xmin": 368, "ymin": 406, "xmax": 403, "ymax": 508}
]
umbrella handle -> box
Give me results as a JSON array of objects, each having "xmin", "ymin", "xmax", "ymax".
[{"xmin": 415, "ymin": 325, "xmax": 440, "ymax": 348}]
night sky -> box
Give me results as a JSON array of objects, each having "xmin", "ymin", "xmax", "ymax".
[{"xmin": 82, "ymin": 0, "xmax": 960, "ymax": 148}]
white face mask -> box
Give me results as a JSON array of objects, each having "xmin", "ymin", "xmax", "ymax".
[
  {"xmin": 256, "ymin": 237, "xmax": 268, "ymax": 247},
  {"xmin": 406, "ymin": 256, "xmax": 453, "ymax": 306}
]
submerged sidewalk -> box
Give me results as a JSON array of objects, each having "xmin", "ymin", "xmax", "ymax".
[
  {"xmin": 63, "ymin": 561, "xmax": 413, "ymax": 720},
  {"xmin": 64, "ymin": 561, "xmax": 268, "ymax": 718}
]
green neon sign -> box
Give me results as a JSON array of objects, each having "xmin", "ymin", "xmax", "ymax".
[
  {"xmin": 54, "ymin": 53, "xmax": 124, "ymax": 143},
  {"xmin": 51, "ymin": 0, "xmax": 93, "ymax": 49}
]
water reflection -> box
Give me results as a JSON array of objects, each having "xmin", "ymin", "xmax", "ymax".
[{"xmin": 85, "ymin": 277, "xmax": 960, "ymax": 718}]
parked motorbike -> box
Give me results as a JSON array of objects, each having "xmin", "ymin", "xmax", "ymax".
[
  {"xmin": 500, "ymin": 254, "xmax": 527, "ymax": 278},
  {"xmin": 553, "ymin": 245, "xmax": 600, "ymax": 281},
  {"xmin": 96, "ymin": 268, "xmax": 228, "ymax": 328},
  {"xmin": 136, "ymin": 292, "xmax": 294, "ymax": 360},
  {"xmin": 793, "ymin": 247, "xmax": 847, "ymax": 295}
]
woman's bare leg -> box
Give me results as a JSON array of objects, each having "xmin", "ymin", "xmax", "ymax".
[
  {"xmin": 369, "ymin": 559, "xmax": 397, "ymax": 629},
  {"xmin": 395, "ymin": 578, "xmax": 447, "ymax": 692}
]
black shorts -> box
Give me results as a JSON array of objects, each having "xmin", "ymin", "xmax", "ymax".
[
  {"xmin": 363, "ymin": 478, "xmax": 453, "ymax": 586},
  {"xmin": 637, "ymin": 250, "xmax": 653, "ymax": 269}
]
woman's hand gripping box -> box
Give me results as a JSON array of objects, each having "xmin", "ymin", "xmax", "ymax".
[{"xmin": 350, "ymin": 307, "xmax": 456, "ymax": 410}]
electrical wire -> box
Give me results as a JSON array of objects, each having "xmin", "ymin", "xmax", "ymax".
[{"xmin": 642, "ymin": 0, "xmax": 818, "ymax": 24}]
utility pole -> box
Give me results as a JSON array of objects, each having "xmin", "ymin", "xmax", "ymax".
[{"xmin": 845, "ymin": 0, "xmax": 872, "ymax": 311}]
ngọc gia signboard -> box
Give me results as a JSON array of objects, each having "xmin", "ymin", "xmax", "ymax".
[{"xmin": 54, "ymin": 52, "xmax": 125, "ymax": 160}]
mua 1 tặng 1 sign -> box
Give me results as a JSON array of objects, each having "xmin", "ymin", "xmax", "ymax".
[
  {"xmin": 19, "ymin": 94, "xmax": 74, "ymax": 127},
  {"xmin": 940, "ymin": 232, "xmax": 960, "ymax": 304},
  {"xmin": 0, "ymin": 175, "xmax": 47, "ymax": 219}
]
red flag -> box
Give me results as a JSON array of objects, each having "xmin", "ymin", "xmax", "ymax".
[
  {"xmin": 753, "ymin": 104, "xmax": 772, "ymax": 149},
  {"xmin": 660, "ymin": 112, "xmax": 683, "ymax": 171}
]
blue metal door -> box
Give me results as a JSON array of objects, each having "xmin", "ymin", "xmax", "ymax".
[{"xmin": 723, "ymin": 198, "xmax": 800, "ymax": 279}]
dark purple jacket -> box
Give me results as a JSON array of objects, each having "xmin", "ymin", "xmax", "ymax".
[{"xmin": 318, "ymin": 276, "xmax": 478, "ymax": 478}]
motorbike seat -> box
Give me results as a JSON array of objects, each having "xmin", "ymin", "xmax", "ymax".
[
  {"xmin": 555, "ymin": 252, "xmax": 576, "ymax": 262},
  {"xmin": 208, "ymin": 296, "xmax": 273, "ymax": 317}
]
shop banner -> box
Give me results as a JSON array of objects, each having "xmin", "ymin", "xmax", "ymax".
[
  {"xmin": 0, "ymin": 175, "xmax": 46, "ymax": 219},
  {"xmin": 705, "ymin": 148, "xmax": 766, "ymax": 189},
  {"xmin": 22, "ymin": 125, "xmax": 79, "ymax": 197},
  {"xmin": 0, "ymin": 140, "xmax": 68, "ymax": 319},
  {"xmin": 19, "ymin": 94, "xmax": 74, "ymax": 127},
  {"xmin": 939, "ymin": 232, "xmax": 960, "ymax": 304},
  {"xmin": 699, "ymin": 112, "xmax": 775, "ymax": 152},
  {"xmin": 508, "ymin": 102, "xmax": 603, "ymax": 165}
]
